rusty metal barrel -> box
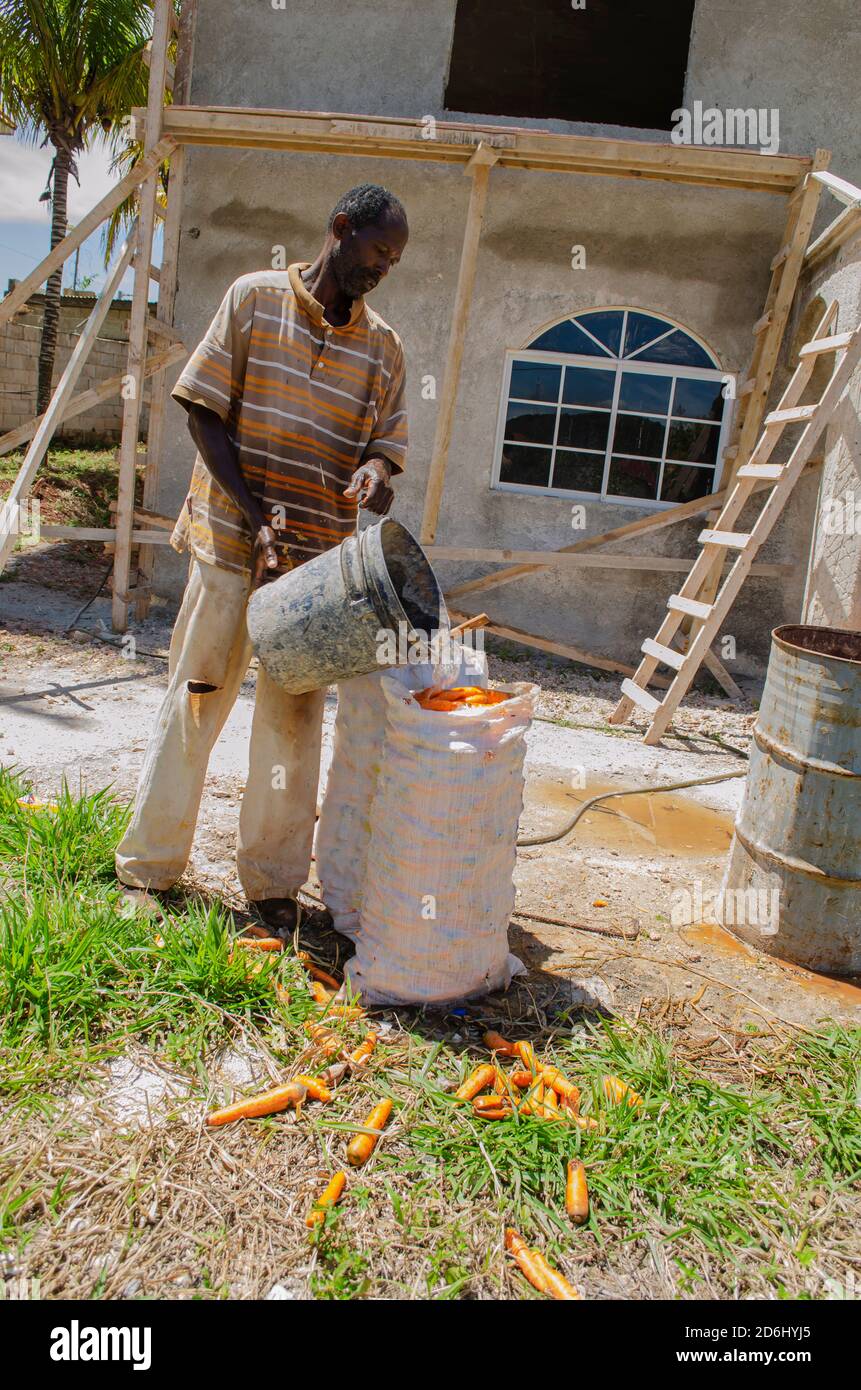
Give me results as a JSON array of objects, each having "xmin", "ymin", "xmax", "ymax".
[{"xmin": 722, "ymin": 624, "xmax": 861, "ymax": 974}]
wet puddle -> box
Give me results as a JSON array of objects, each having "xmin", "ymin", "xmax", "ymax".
[
  {"xmin": 523, "ymin": 775, "xmax": 735, "ymax": 859},
  {"xmin": 683, "ymin": 923, "xmax": 861, "ymax": 1008}
]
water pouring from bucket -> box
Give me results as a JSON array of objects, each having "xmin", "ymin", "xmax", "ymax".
[{"xmin": 246, "ymin": 512, "xmax": 450, "ymax": 694}]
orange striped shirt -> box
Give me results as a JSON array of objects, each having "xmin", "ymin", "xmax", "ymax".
[{"xmin": 170, "ymin": 263, "xmax": 408, "ymax": 575}]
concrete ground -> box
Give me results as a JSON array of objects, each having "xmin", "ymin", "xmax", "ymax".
[{"xmin": 1, "ymin": 568, "xmax": 859, "ymax": 1037}]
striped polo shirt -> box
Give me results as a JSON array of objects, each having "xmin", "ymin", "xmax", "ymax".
[{"xmin": 169, "ymin": 263, "xmax": 408, "ymax": 575}]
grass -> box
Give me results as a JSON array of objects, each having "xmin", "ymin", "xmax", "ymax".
[
  {"xmin": 0, "ymin": 766, "xmax": 859, "ymax": 1300},
  {"xmin": 0, "ymin": 447, "xmax": 140, "ymax": 533}
]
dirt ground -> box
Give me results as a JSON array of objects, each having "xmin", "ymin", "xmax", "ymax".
[{"xmin": 2, "ymin": 542, "xmax": 859, "ymax": 1041}]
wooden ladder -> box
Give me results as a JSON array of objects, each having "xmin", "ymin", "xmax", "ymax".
[
  {"xmin": 677, "ymin": 156, "xmax": 829, "ymax": 690},
  {"xmin": 608, "ymin": 300, "xmax": 861, "ymax": 744}
]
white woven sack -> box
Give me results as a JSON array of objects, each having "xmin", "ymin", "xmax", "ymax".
[
  {"xmin": 344, "ymin": 676, "xmax": 539, "ymax": 1005},
  {"xmin": 315, "ymin": 642, "xmax": 486, "ymax": 939}
]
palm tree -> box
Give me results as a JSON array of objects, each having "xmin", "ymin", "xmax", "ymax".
[{"xmin": 0, "ymin": 1, "xmax": 153, "ymax": 414}]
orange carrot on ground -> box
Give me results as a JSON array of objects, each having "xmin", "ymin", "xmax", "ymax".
[
  {"xmin": 306, "ymin": 1171, "xmax": 347, "ymax": 1229},
  {"xmin": 318, "ymin": 1061, "xmax": 349, "ymax": 1088},
  {"xmin": 602, "ymin": 1075, "xmax": 643, "ymax": 1109},
  {"xmin": 206, "ymin": 1080, "xmax": 307, "ymax": 1127},
  {"xmin": 347, "ymin": 1032, "xmax": 378, "ymax": 1070},
  {"xmin": 531, "ymin": 1251, "xmax": 581, "ymax": 1301},
  {"xmin": 483, "ymin": 1029, "xmax": 517, "ymax": 1056},
  {"xmin": 544, "ymin": 1087, "xmax": 559, "ymax": 1116},
  {"xmin": 310, "ymin": 980, "xmax": 335, "ymax": 1006},
  {"xmin": 294, "ymin": 1074, "xmax": 333, "ymax": 1103},
  {"xmin": 571, "ymin": 1113, "xmax": 599, "ymax": 1133},
  {"xmin": 346, "ymin": 1098, "xmax": 392, "ymax": 1166},
  {"xmin": 566, "ymin": 1159, "xmax": 589, "ymax": 1224},
  {"xmin": 327, "ymin": 1004, "xmax": 366, "ymax": 1020},
  {"xmin": 455, "ymin": 1063, "xmax": 497, "ymax": 1101},
  {"xmin": 493, "ymin": 1068, "xmax": 520, "ymax": 1098},
  {"xmin": 234, "ymin": 936, "xmax": 283, "ymax": 952},
  {"xmin": 473, "ymin": 1094, "xmax": 512, "ymax": 1119},
  {"xmin": 305, "ymin": 1022, "xmax": 345, "ymax": 1058},
  {"xmin": 504, "ymin": 1228, "xmax": 548, "ymax": 1295},
  {"xmin": 299, "ymin": 952, "xmax": 341, "ymax": 989},
  {"xmin": 510, "ymin": 1069, "xmax": 536, "ymax": 1089},
  {"xmin": 514, "ymin": 1041, "xmax": 537, "ymax": 1073},
  {"xmin": 539, "ymin": 1066, "xmax": 581, "ymax": 1110}
]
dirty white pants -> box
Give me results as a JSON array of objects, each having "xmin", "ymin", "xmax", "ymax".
[{"xmin": 115, "ymin": 556, "xmax": 325, "ymax": 899}]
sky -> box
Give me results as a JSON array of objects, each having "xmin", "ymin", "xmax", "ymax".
[{"xmin": 0, "ymin": 131, "xmax": 161, "ymax": 298}]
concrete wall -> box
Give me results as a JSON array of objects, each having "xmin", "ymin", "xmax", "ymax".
[
  {"xmin": 154, "ymin": 0, "xmax": 861, "ymax": 675},
  {"xmin": 0, "ymin": 295, "xmax": 148, "ymax": 445},
  {"xmin": 799, "ymin": 240, "xmax": 861, "ymax": 631}
]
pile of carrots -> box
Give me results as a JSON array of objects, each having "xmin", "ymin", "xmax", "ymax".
[
  {"xmin": 205, "ymin": 935, "xmax": 645, "ymax": 1300},
  {"xmin": 413, "ymin": 684, "xmax": 511, "ymax": 712}
]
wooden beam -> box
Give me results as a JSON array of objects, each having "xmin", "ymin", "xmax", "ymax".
[
  {"xmin": 428, "ymin": 548, "xmax": 791, "ymax": 576},
  {"xmin": 39, "ymin": 525, "xmax": 170, "ymax": 543},
  {"xmin": 112, "ymin": 0, "xmax": 173, "ymax": 631},
  {"xmin": 419, "ymin": 144, "xmax": 497, "ymax": 543},
  {"xmin": 810, "ymin": 169, "xmax": 861, "ymax": 207},
  {"xmin": 442, "ymin": 463, "xmax": 823, "ymax": 603},
  {"xmin": 0, "ymin": 343, "xmax": 186, "ymax": 458},
  {"xmin": 446, "ymin": 610, "xmax": 672, "ymax": 687},
  {"xmin": 805, "ymin": 204, "xmax": 861, "ymax": 269},
  {"xmin": 0, "ymin": 137, "xmax": 175, "ymax": 328},
  {"xmin": 142, "ymin": 105, "xmax": 809, "ymax": 191},
  {"xmin": 0, "ymin": 229, "xmax": 138, "ymax": 571}
]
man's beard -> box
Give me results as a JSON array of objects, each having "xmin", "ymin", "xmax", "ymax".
[{"xmin": 333, "ymin": 248, "xmax": 378, "ymax": 299}]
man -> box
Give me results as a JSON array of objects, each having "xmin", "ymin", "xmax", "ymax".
[{"xmin": 116, "ymin": 183, "xmax": 409, "ymax": 937}]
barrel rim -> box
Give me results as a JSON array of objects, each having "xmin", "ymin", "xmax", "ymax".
[{"xmin": 772, "ymin": 623, "xmax": 861, "ymax": 667}]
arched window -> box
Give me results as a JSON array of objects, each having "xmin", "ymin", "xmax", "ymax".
[{"xmin": 494, "ymin": 308, "xmax": 733, "ymax": 508}]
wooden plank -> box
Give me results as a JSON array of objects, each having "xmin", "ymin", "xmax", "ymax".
[
  {"xmin": 447, "ymin": 610, "xmax": 671, "ymax": 687},
  {"xmin": 805, "ymin": 204, "xmax": 861, "ymax": 268},
  {"xmin": 668, "ymin": 595, "xmax": 712, "ymax": 620},
  {"xmin": 619, "ymin": 679, "xmax": 661, "ymax": 715},
  {"xmin": 112, "ymin": 0, "xmax": 172, "ymax": 633},
  {"xmin": 797, "ymin": 331, "xmax": 853, "ymax": 357},
  {"xmin": 641, "ymin": 638, "xmax": 685, "ymax": 670},
  {"xmin": 145, "ymin": 104, "xmax": 810, "ymax": 190},
  {"xmin": 430, "ymin": 548, "xmax": 790, "ymax": 576},
  {"xmin": 699, "ymin": 529, "xmax": 751, "ymax": 549},
  {"xmin": 0, "ymin": 137, "xmax": 175, "ymax": 328},
  {"xmin": 0, "ymin": 342, "xmax": 184, "ymax": 457},
  {"xmin": 736, "ymin": 463, "xmax": 783, "ymax": 480},
  {"xmin": 811, "ymin": 169, "xmax": 861, "ymax": 207},
  {"xmin": 40, "ymin": 525, "xmax": 170, "ymax": 543},
  {"xmin": 765, "ymin": 404, "xmax": 818, "ymax": 425},
  {"xmin": 0, "ymin": 230, "xmax": 138, "ymax": 571},
  {"xmin": 419, "ymin": 144, "xmax": 497, "ymax": 543}
]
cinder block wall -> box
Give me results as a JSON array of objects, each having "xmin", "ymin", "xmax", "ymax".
[{"xmin": 0, "ymin": 297, "xmax": 150, "ymax": 445}]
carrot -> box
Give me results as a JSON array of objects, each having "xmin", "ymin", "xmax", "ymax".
[
  {"xmin": 455, "ymin": 1063, "xmax": 498, "ymax": 1101},
  {"xmin": 492, "ymin": 1069, "xmax": 520, "ymax": 1100},
  {"xmin": 504, "ymin": 1228, "xmax": 548, "ymax": 1295},
  {"xmin": 347, "ymin": 1032, "xmax": 378, "ymax": 1071},
  {"xmin": 531, "ymin": 1251, "xmax": 581, "ymax": 1301},
  {"xmin": 473, "ymin": 1095, "xmax": 512, "ymax": 1119},
  {"xmin": 421, "ymin": 698, "xmax": 460, "ymax": 711},
  {"xmin": 318, "ymin": 1060, "xmax": 349, "ymax": 1088},
  {"xmin": 602, "ymin": 1074, "xmax": 643, "ymax": 1109},
  {"xmin": 327, "ymin": 1004, "xmax": 366, "ymax": 1020},
  {"xmin": 306, "ymin": 1171, "xmax": 347, "ymax": 1229},
  {"xmin": 299, "ymin": 952, "xmax": 341, "ymax": 990},
  {"xmin": 305, "ymin": 1022, "xmax": 345, "ymax": 1058},
  {"xmin": 206, "ymin": 1080, "xmax": 307, "ymax": 1127},
  {"xmin": 539, "ymin": 1066, "xmax": 581, "ymax": 1110},
  {"xmin": 514, "ymin": 1041, "xmax": 537, "ymax": 1073},
  {"xmin": 310, "ymin": 980, "xmax": 335, "ymax": 1006},
  {"xmin": 566, "ymin": 1159, "xmax": 589, "ymax": 1224},
  {"xmin": 294, "ymin": 1074, "xmax": 333, "ymax": 1103},
  {"xmin": 544, "ymin": 1086, "xmax": 560, "ymax": 1116},
  {"xmin": 234, "ymin": 936, "xmax": 283, "ymax": 952},
  {"xmin": 483, "ymin": 1029, "xmax": 517, "ymax": 1056},
  {"xmin": 346, "ymin": 1098, "xmax": 392, "ymax": 1166},
  {"xmin": 571, "ymin": 1113, "xmax": 599, "ymax": 1133},
  {"xmin": 464, "ymin": 691, "xmax": 508, "ymax": 706},
  {"xmin": 510, "ymin": 1069, "xmax": 536, "ymax": 1089}
]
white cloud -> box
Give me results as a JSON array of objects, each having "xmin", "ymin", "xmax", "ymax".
[{"xmin": 0, "ymin": 136, "xmax": 118, "ymax": 226}]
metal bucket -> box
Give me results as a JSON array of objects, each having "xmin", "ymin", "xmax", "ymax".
[
  {"xmin": 722, "ymin": 624, "xmax": 861, "ymax": 974},
  {"xmin": 246, "ymin": 516, "xmax": 446, "ymax": 694}
]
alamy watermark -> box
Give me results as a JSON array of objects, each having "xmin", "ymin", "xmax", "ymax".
[
  {"xmin": 375, "ymin": 621, "xmax": 485, "ymax": 670},
  {"xmin": 0, "ymin": 497, "xmax": 40, "ymax": 546},
  {"xmin": 671, "ymin": 102, "xmax": 780, "ymax": 156},
  {"xmin": 671, "ymin": 879, "xmax": 780, "ymax": 936}
]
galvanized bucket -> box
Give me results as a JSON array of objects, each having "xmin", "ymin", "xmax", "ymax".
[
  {"xmin": 246, "ymin": 516, "xmax": 446, "ymax": 694},
  {"xmin": 722, "ymin": 624, "xmax": 861, "ymax": 974}
]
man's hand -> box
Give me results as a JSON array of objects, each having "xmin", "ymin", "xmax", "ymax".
[
  {"xmin": 250, "ymin": 524, "xmax": 280, "ymax": 589},
  {"xmin": 344, "ymin": 457, "xmax": 394, "ymax": 515}
]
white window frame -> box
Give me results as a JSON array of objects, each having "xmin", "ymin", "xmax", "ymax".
[{"xmin": 491, "ymin": 309, "xmax": 735, "ymax": 512}]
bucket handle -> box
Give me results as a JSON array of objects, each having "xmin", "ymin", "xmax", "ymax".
[{"xmin": 339, "ymin": 506, "xmax": 376, "ymax": 611}]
